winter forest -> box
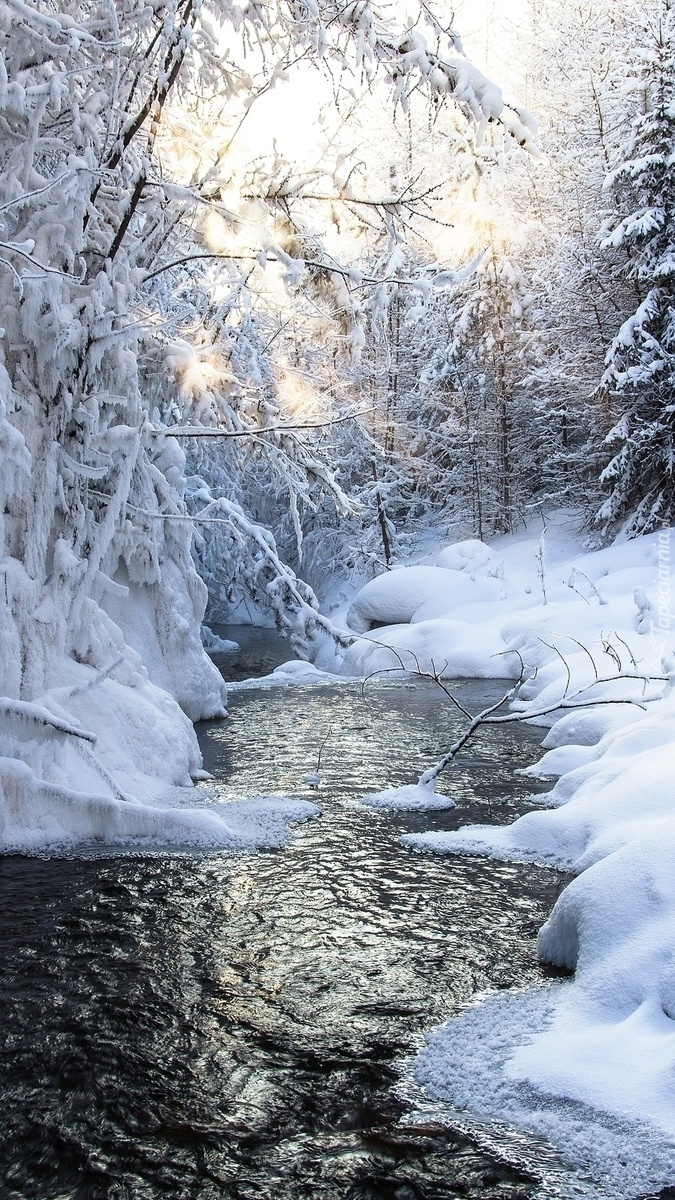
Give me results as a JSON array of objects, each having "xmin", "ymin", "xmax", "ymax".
[{"xmin": 3, "ymin": 0, "xmax": 675, "ymax": 1196}]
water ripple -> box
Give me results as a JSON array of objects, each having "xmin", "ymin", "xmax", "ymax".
[{"xmin": 0, "ymin": 673, "xmax": 566, "ymax": 1199}]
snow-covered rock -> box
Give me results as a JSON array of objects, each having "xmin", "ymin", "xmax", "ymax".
[
  {"xmin": 435, "ymin": 538, "xmax": 501, "ymax": 575},
  {"xmin": 361, "ymin": 783, "xmax": 456, "ymax": 810}
]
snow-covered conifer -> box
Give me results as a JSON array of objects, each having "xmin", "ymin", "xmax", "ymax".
[{"xmin": 599, "ymin": 0, "xmax": 675, "ymax": 534}]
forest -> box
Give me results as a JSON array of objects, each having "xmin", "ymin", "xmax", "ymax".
[
  {"xmin": 2, "ymin": 0, "xmax": 671, "ymax": 700},
  {"xmin": 2, "ymin": 0, "xmax": 675, "ymax": 1197}
]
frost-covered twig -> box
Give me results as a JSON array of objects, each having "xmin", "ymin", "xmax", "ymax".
[
  {"xmin": 418, "ymin": 680, "xmax": 665, "ymax": 787},
  {"xmin": 0, "ymin": 698, "xmax": 97, "ymax": 743},
  {"xmin": 601, "ymin": 637, "xmax": 622, "ymax": 672},
  {"xmin": 362, "ymin": 640, "xmax": 669, "ymax": 789},
  {"xmin": 419, "ymin": 686, "xmax": 520, "ymax": 786},
  {"xmin": 612, "ymin": 630, "xmax": 638, "ymax": 669},
  {"xmin": 49, "ymin": 656, "xmax": 125, "ymax": 701},
  {"xmin": 153, "ymin": 408, "xmax": 372, "ymax": 437},
  {"xmin": 535, "ymin": 530, "xmax": 547, "ymax": 606},
  {"xmin": 551, "ymin": 633, "xmax": 599, "ymax": 681},
  {"xmin": 72, "ymin": 741, "xmax": 135, "ymax": 804},
  {"xmin": 362, "ymin": 645, "xmax": 475, "ymax": 717},
  {"xmin": 564, "ymin": 567, "xmax": 608, "ymax": 606},
  {"xmin": 539, "ymin": 639, "xmax": 572, "ymax": 698}
]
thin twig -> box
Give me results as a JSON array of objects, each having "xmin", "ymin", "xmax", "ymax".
[{"xmin": 152, "ymin": 409, "xmax": 373, "ymax": 438}]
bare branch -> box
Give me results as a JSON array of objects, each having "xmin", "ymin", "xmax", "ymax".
[
  {"xmin": 539, "ymin": 638, "xmax": 572, "ymax": 698},
  {"xmin": 152, "ymin": 409, "xmax": 373, "ymax": 438}
]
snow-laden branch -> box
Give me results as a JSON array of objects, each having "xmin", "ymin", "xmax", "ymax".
[
  {"xmin": 179, "ymin": 497, "xmax": 357, "ymax": 650},
  {"xmin": 0, "ymin": 698, "xmax": 97, "ymax": 744},
  {"xmin": 418, "ymin": 681, "xmax": 665, "ymax": 787},
  {"xmin": 362, "ymin": 644, "xmax": 669, "ymax": 789},
  {"xmin": 142, "ymin": 247, "xmax": 482, "ymax": 293},
  {"xmin": 151, "ymin": 408, "xmax": 372, "ymax": 438}
]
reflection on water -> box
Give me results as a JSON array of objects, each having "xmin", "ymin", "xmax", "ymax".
[
  {"xmin": 1, "ymin": 642, "xmax": 571, "ymax": 1199},
  {"xmin": 207, "ymin": 623, "xmax": 295, "ymax": 682}
]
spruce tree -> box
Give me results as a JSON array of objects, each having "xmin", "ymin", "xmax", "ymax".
[{"xmin": 599, "ymin": 1, "xmax": 675, "ymax": 535}]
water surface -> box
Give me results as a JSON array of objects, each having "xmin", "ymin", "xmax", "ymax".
[{"xmin": 1, "ymin": 631, "xmax": 572, "ymax": 1199}]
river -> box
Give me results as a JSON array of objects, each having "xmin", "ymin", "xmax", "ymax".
[{"xmin": 0, "ymin": 626, "xmax": 587, "ymax": 1200}]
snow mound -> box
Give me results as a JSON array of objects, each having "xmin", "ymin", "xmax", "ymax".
[
  {"xmin": 270, "ymin": 659, "xmax": 335, "ymax": 682},
  {"xmin": 413, "ymin": 985, "xmax": 675, "ymax": 1198},
  {"xmin": 0, "ymin": 659, "xmax": 317, "ymax": 855},
  {"xmin": 391, "ymin": 524, "xmax": 675, "ymax": 1154},
  {"xmin": 230, "ymin": 659, "xmax": 357, "ymax": 689},
  {"xmin": 345, "ymin": 565, "xmax": 502, "ymax": 633},
  {"xmin": 342, "ymin": 618, "xmax": 514, "ymax": 679},
  {"xmin": 435, "ymin": 538, "xmax": 500, "ymax": 574},
  {"xmin": 361, "ymin": 783, "xmax": 456, "ymax": 810}
]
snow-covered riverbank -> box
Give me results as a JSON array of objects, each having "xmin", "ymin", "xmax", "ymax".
[
  {"xmin": 323, "ymin": 514, "xmax": 675, "ymax": 1188},
  {"xmin": 5, "ymin": 498, "xmax": 675, "ymax": 1186},
  {"xmin": 0, "ymin": 584, "xmax": 316, "ymax": 855}
]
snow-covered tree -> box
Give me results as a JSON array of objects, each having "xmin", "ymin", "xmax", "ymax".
[
  {"xmin": 598, "ymin": 0, "xmax": 675, "ymax": 535},
  {"xmin": 0, "ymin": 0, "xmax": 535, "ymax": 850},
  {"xmin": 495, "ymin": 0, "xmax": 636, "ymax": 524}
]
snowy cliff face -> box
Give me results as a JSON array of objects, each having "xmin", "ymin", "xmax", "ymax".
[{"xmin": 0, "ymin": 3, "xmax": 229, "ymax": 852}]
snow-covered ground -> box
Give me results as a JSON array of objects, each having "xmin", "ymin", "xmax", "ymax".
[
  {"xmin": 6, "ymin": 499, "xmax": 675, "ymax": 1184},
  {"xmin": 322, "ymin": 513, "xmax": 675, "ymax": 1190},
  {"xmin": 0, "ymin": 591, "xmax": 317, "ymax": 856}
]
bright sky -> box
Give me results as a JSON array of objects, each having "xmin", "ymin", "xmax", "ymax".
[
  {"xmin": 234, "ymin": 0, "xmax": 531, "ymax": 162},
  {"xmin": 453, "ymin": 0, "xmax": 530, "ymax": 96}
]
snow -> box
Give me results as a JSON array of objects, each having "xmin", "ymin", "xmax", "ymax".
[
  {"xmin": 342, "ymin": 616, "xmax": 514, "ymax": 680},
  {"xmin": 434, "ymin": 539, "xmax": 498, "ymax": 572},
  {"xmin": 6, "ymin": 483, "xmax": 675, "ymax": 1176},
  {"xmin": 331, "ymin": 516, "xmax": 675, "ymax": 1179},
  {"xmin": 361, "ymin": 783, "xmax": 456, "ymax": 810},
  {"xmin": 411, "ymin": 985, "xmax": 675, "ymax": 1199},
  {"xmin": 345, "ymin": 563, "xmax": 504, "ymax": 633},
  {"xmin": 0, "ymin": 648, "xmax": 317, "ymax": 855},
  {"xmin": 228, "ymin": 658, "xmax": 358, "ymax": 690},
  {"xmin": 201, "ymin": 625, "xmax": 239, "ymax": 653},
  {"xmin": 0, "ymin": 546, "xmax": 330, "ymax": 855},
  {"xmin": 1, "ymin": 758, "xmax": 318, "ymax": 857}
]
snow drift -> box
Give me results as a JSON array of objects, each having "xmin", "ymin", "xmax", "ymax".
[
  {"xmin": 0, "ymin": 662, "xmax": 317, "ymax": 855},
  {"xmin": 0, "ymin": 534, "xmax": 316, "ymax": 855},
  {"xmin": 334, "ymin": 518, "xmax": 675, "ymax": 1176}
]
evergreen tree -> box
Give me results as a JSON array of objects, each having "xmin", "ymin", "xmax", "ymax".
[{"xmin": 599, "ymin": 0, "xmax": 675, "ymax": 535}]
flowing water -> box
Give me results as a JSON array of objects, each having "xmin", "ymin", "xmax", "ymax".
[{"xmin": 0, "ymin": 627, "xmax": 608, "ymax": 1200}]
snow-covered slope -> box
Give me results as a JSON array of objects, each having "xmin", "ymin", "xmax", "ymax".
[
  {"xmin": 335, "ymin": 516, "xmax": 675, "ymax": 1178},
  {"xmin": 0, "ymin": 569, "xmax": 317, "ymax": 855}
]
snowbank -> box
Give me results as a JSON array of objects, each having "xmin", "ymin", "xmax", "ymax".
[
  {"xmin": 345, "ymin": 562, "xmax": 504, "ymax": 633},
  {"xmin": 335, "ymin": 517, "xmax": 675, "ymax": 1177},
  {"xmin": 0, "ymin": 657, "xmax": 316, "ymax": 856},
  {"xmin": 0, "ymin": 548, "xmax": 322, "ymax": 854},
  {"xmin": 412, "ymin": 985, "xmax": 675, "ymax": 1200}
]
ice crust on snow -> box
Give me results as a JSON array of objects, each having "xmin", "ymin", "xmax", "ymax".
[
  {"xmin": 412, "ymin": 986, "xmax": 675, "ymax": 1199},
  {"xmin": 337, "ymin": 519, "xmax": 675, "ymax": 1172}
]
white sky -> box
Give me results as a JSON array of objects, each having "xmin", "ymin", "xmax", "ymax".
[
  {"xmin": 234, "ymin": 0, "xmax": 531, "ymax": 163},
  {"xmin": 453, "ymin": 0, "xmax": 530, "ymax": 96}
]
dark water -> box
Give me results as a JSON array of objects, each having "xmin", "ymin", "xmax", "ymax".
[
  {"xmin": 206, "ymin": 624, "xmax": 293, "ymax": 682},
  {"xmin": 0, "ymin": 630, "xmax": 572, "ymax": 1200}
]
